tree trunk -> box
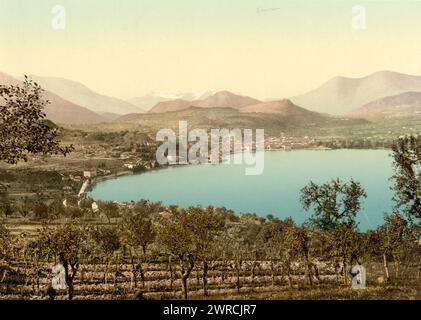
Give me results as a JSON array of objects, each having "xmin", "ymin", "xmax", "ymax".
[
  {"xmin": 287, "ymin": 264, "xmax": 293, "ymax": 288},
  {"xmin": 180, "ymin": 256, "xmax": 194, "ymax": 300},
  {"xmin": 313, "ymin": 264, "xmax": 321, "ymax": 282},
  {"xmin": 181, "ymin": 274, "xmax": 189, "ymax": 300},
  {"xmin": 383, "ymin": 253, "xmax": 390, "ymax": 283},
  {"xmin": 394, "ymin": 258, "xmax": 400, "ymax": 283},
  {"xmin": 235, "ymin": 260, "xmax": 241, "ymax": 293},
  {"xmin": 168, "ymin": 257, "xmax": 174, "ymax": 291},
  {"xmin": 270, "ymin": 261, "xmax": 275, "ymax": 287},
  {"xmin": 60, "ymin": 253, "xmax": 77, "ymax": 301},
  {"xmin": 251, "ymin": 262, "xmax": 257, "ymax": 291},
  {"xmin": 304, "ymin": 254, "xmax": 313, "ymax": 287},
  {"xmin": 342, "ymin": 259, "xmax": 348, "ymax": 285},
  {"xmin": 203, "ymin": 261, "xmax": 209, "ymax": 297},
  {"xmin": 130, "ymin": 255, "xmax": 137, "ymax": 288},
  {"xmin": 68, "ymin": 282, "xmax": 74, "ymax": 300}
]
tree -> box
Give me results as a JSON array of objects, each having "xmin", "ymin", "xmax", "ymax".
[
  {"xmin": 301, "ymin": 179, "xmax": 367, "ymax": 284},
  {"xmin": 0, "ymin": 223, "xmax": 12, "ymax": 282},
  {"xmin": 89, "ymin": 225, "xmax": 121, "ymax": 286},
  {"xmin": 32, "ymin": 201, "xmax": 49, "ymax": 220},
  {"xmin": 258, "ymin": 219, "xmax": 289, "ymax": 287},
  {"xmin": 120, "ymin": 211, "xmax": 155, "ymax": 288},
  {"xmin": 48, "ymin": 198, "xmax": 66, "ymax": 219},
  {"xmin": 16, "ymin": 196, "xmax": 32, "ymax": 219},
  {"xmin": 284, "ymin": 225, "xmax": 315, "ymax": 287},
  {"xmin": 156, "ymin": 207, "xmax": 222, "ymax": 300},
  {"xmin": 156, "ymin": 212, "xmax": 195, "ymax": 299},
  {"xmin": 186, "ymin": 207, "xmax": 224, "ymax": 297},
  {"xmin": 38, "ymin": 223, "xmax": 87, "ymax": 300},
  {"xmin": 301, "ymin": 179, "xmax": 367, "ymax": 230},
  {"xmin": 0, "ymin": 188, "xmax": 14, "ymax": 218},
  {"xmin": 0, "ymin": 76, "xmax": 72, "ymax": 164},
  {"xmin": 391, "ymin": 135, "xmax": 421, "ymax": 222},
  {"xmin": 375, "ymin": 214, "xmax": 416, "ymax": 283},
  {"xmin": 98, "ymin": 201, "xmax": 120, "ymax": 223}
]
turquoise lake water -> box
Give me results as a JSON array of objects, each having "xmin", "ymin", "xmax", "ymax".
[{"xmin": 89, "ymin": 150, "xmax": 395, "ymax": 231}]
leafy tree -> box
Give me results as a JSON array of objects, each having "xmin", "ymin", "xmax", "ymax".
[
  {"xmin": 98, "ymin": 201, "xmax": 120, "ymax": 223},
  {"xmin": 284, "ymin": 225, "xmax": 316, "ymax": 287},
  {"xmin": 38, "ymin": 223, "xmax": 87, "ymax": 300},
  {"xmin": 0, "ymin": 188, "xmax": 14, "ymax": 218},
  {"xmin": 391, "ymin": 135, "xmax": 421, "ymax": 222},
  {"xmin": 33, "ymin": 201, "xmax": 49, "ymax": 220},
  {"xmin": 157, "ymin": 212, "xmax": 194, "ymax": 299},
  {"xmin": 258, "ymin": 219, "xmax": 289, "ymax": 287},
  {"xmin": 120, "ymin": 211, "xmax": 155, "ymax": 288},
  {"xmin": 0, "ymin": 223, "xmax": 12, "ymax": 281},
  {"xmin": 156, "ymin": 207, "xmax": 222, "ymax": 300},
  {"xmin": 16, "ymin": 196, "xmax": 32, "ymax": 219},
  {"xmin": 239, "ymin": 215, "xmax": 264, "ymax": 291},
  {"xmin": 326, "ymin": 224, "xmax": 362, "ymax": 285},
  {"xmin": 48, "ymin": 198, "xmax": 66, "ymax": 219},
  {"xmin": 301, "ymin": 179, "xmax": 366, "ymax": 284},
  {"xmin": 373, "ymin": 214, "xmax": 417, "ymax": 283},
  {"xmin": 186, "ymin": 207, "xmax": 224, "ymax": 297},
  {"xmin": 89, "ymin": 225, "xmax": 121, "ymax": 285},
  {"xmin": 218, "ymin": 220, "xmax": 250, "ymax": 293},
  {"xmin": 0, "ymin": 76, "xmax": 72, "ymax": 164},
  {"xmin": 301, "ymin": 179, "xmax": 367, "ymax": 230}
]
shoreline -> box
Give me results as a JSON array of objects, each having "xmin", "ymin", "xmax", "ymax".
[{"xmin": 87, "ymin": 147, "xmax": 390, "ymax": 197}]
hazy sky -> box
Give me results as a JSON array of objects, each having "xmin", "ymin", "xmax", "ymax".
[{"xmin": 1, "ymin": 0, "xmax": 421, "ymax": 100}]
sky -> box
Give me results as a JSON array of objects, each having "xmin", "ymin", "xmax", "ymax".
[{"xmin": 1, "ymin": 0, "xmax": 421, "ymax": 100}]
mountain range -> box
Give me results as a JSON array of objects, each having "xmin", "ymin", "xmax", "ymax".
[
  {"xmin": 28, "ymin": 75, "xmax": 141, "ymax": 115},
  {"xmin": 115, "ymin": 105, "xmax": 367, "ymax": 136},
  {"xmin": 350, "ymin": 91, "xmax": 421, "ymax": 120},
  {"xmin": 149, "ymin": 91, "xmax": 261, "ymax": 113},
  {"xmin": 2, "ymin": 70, "xmax": 421, "ymax": 125},
  {"xmin": 291, "ymin": 71, "xmax": 421, "ymax": 115},
  {"xmin": 128, "ymin": 90, "xmax": 217, "ymax": 112},
  {"xmin": 0, "ymin": 72, "xmax": 106, "ymax": 124}
]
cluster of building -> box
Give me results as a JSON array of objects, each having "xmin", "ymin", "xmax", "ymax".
[{"xmin": 265, "ymin": 135, "xmax": 315, "ymax": 150}]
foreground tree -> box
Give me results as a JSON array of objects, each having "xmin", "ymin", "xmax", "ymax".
[
  {"xmin": 38, "ymin": 223, "xmax": 87, "ymax": 300},
  {"xmin": 187, "ymin": 207, "xmax": 224, "ymax": 297},
  {"xmin": 98, "ymin": 201, "xmax": 120, "ymax": 223},
  {"xmin": 391, "ymin": 135, "xmax": 421, "ymax": 222},
  {"xmin": 301, "ymin": 179, "xmax": 367, "ymax": 284},
  {"xmin": 0, "ymin": 76, "xmax": 72, "ymax": 164},
  {"xmin": 373, "ymin": 214, "xmax": 416, "ymax": 283},
  {"xmin": 301, "ymin": 179, "xmax": 367, "ymax": 230},
  {"xmin": 0, "ymin": 224, "xmax": 12, "ymax": 282},
  {"xmin": 156, "ymin": 208, "xmax": 223, "ymax": 299},
  {"xmin": 120, "ymin": 211, "xmax": 155, "ymax": 288},
  {"xmin": 156, "ymin": 211, "xmax": 196, "ymax": 300},
  {"xmin": 89, "ymin": 225, "xmax": 121, "ymax": 286}
]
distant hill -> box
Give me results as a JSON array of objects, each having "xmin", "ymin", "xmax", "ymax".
[
  {"xmin": 350, "ymin": 91, "xmax": 421, "ymax": 120},
  {"xmin": 0, "ymin": 72, "xmax": 106, "ymax": 124},
  {"xmin": 291, "ymin": 71, "xmax": 421, "ymax": 115},
  {"xmin": 241, "ymin": 99, "xmax": 314, "ymax": 116},
  {"xmin": 149, "ymin": 90, "xmax": 260, "ymax": 113},
  {"xmin": 149, "ymin": 99, "xmax": 193, "ymax": 113},
  {"xmin": 116, "ymin": 105, "xmax": 368, "ymax": 136},
  {"xmin": 28, "ymin": 75, "xmax": 141, "ymax": 115},
  {"xmin": 128, "ymin": 90, "xmax": 216, "ymax": 112},
  {"xmin": 193, "ymin": 91, "xmax": 260, "ymax": 109}
]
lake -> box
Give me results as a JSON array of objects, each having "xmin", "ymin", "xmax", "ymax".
[{"xmin": 89, "ymin": 150, "xmax": 395, "ymax": 231}]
